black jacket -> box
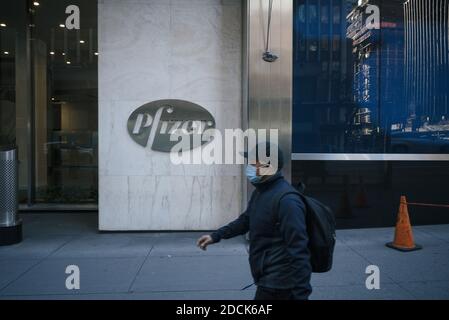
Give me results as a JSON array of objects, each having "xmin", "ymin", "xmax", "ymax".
[{"xmin": 211, "ymin": 172, "xmax": 312, "ymax": 296}]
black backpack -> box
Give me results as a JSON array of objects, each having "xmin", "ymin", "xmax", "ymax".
[{"xmin": 273, "ymin": 184, "xmax": 336, "ymax": 273}]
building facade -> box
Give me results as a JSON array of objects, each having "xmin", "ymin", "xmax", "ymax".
[{"xmin": 1, "ymin": 0, "xmax": 449, "ymax": 231}]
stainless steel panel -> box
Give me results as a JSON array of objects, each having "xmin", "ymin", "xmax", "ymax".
[
  {"xmin": 242, "ymin": 0, "xmax": 249, "ymax": 207},
  {"xmin": 247, "ymin": 0, "xmax": 293, "ymax": 182}
]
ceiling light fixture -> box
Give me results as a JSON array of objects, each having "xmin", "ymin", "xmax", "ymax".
[
  {"xmin": 79, "ymin": 40, "xmax": 85, "ymax": 44},
  {"xmin": 50, "ymin": 51, "xmax": 55, "ymax": 55},
  {"xmin": 0, "ymin": 23, "xmax": 6, "ymax": 27},
  {"xmin": 4, "ymin": 51, "xmax": 9, "ymax": 55},
  {"xmin": 66, "ymin": 61, "xmax": 71, "ymax": 65},
  {"xmin": 59, "ymin": 24, "xmax": 65, "ymax": 28},
  {"xmin": 33, "ymin": 2, "xmax": 40, "ymax": 6}
]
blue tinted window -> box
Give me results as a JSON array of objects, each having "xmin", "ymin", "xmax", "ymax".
[{"xmin": 293, "ymin": 0, "xmax": 449, "ymax": 154}]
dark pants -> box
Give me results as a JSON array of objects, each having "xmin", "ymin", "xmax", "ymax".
[{"xmin": 254, "ymin": 286, "xmax": 310, "ymax": 301}]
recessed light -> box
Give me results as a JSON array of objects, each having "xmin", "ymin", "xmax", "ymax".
[
  {"xmin": 33, "ymin": 2, "xmax": 40, "ymax": 6},
  {"xmin": 0, "ymin": 23, "xmax": 6, "ymax": 27},
  {"xmin": 66, "ymin": 61, "xmax": 71, "ymax": 65},
  {"xmin": 51, "ymin": 97, "xmax": 55, "ymax": 101},
  {"xmin": 62, "ymin": 52, "xmax": 66, "ymax": 56},
  {"xmin": 4, "ymin": 51, "xmax": 9, "ymax": 55},
  {"xmin": 50, "ymin": 51, "xmax": 55, "ymax": 55},
  {"xmin": 79, "ymin": 40, "xmax": 85, "ymax": 44},
  {"xmin": 59, "ymin": 24, "xmax": 65, "ymax": 28},
  {"xmin": 94, "ymin": 52, "xmax": 99, "ymax": 56}
]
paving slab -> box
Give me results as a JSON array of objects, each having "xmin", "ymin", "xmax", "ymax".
[
  {"xmin": 131, "ymin": 255, "xmax": 253, "ymax": 293},
  {"xmin": 336, "ymin": 227, "xmax": 435, "ymax": 247},
  {"xmin": 0, "ymin": 257, "xmax": 144, "ymax": 296},
  {"xmin": 149, "ymin": 236, "xmax": 248, "ymax": 257},
  {"xmin": 50, "ymin": 234, "xmax": 155, "ymax": 258},
  {"xmin": 0, "ymin": 289, "xmax": 257, "ymax": 300},
  {"xmin": 0, "ymin": 259, "xmax": 41, "ymax": 290},
  {"xmin": 309, "ymin": 283, "xmax": 415, "ymax": 300},
  {"xmin": 336, "ymin": 226, "xmax": 449, "ymax": 283},
  {"xmin": 415, "ymin": 225, "xmax": 449, "ymax": 243},
  {"xmin": 1, "ymin": 214, "xmax": 448, "ymax": 300},
  {"xmin": 0, "ymin": 236, "xmax": 74, "ymax": 260},
  {"xmin": 346, "ymin": 242, "xmax": 449, "ymax": 282},
  {"xmin": 311, "ymin": 241, "xmax": 395, "ymax": 287},
  {"xmin": 397, "ymin": 281, "xmax": 449, "ymax": 300}
]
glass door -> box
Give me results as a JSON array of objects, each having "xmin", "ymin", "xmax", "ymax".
[
  {"xmin": 31, "ymin": 0, "xmax": 98, "ymax": 204},
  {"xmin": 0, "ymin": 0, "xmax": 98, "ymax": 208}
]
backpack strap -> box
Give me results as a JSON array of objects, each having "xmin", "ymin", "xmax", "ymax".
[{"xmin": 272, "ymin": 189, "xmax": 302, "ymax": 221}]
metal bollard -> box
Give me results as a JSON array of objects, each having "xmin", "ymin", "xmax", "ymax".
[{"xmin": 0, "ymin": 145, "xmax": 22, "ymax": 245}]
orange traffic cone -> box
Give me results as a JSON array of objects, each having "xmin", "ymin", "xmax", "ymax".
[{"xmin": 386, "ymin": 196, "xmax": 422, "ymax": 252}]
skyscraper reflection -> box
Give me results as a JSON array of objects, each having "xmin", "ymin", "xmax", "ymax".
[{"xmin": 293, "ymin": 0, "xmax": 449, "ymax": 154}]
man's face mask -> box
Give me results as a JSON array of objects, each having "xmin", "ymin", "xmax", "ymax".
[
  {"xmin": 245, "ymin": 165, "xmax": 261, "ymax": 184},
  {"xmin": 245, "ymin": 163, "xmax": 274, "ymax": 184}
]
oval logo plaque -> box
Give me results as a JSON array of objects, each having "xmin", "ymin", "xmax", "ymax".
[{"xmin": 127, "ymin": 99, "xmax": 216, "ymax": 152}]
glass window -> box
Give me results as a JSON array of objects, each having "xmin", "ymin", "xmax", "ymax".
[
  {"xmin": 32, "ymin": 0, "xmax": 98, "ymax": 204},
  {"xmin": 0, "ymin": 0, "xmax": 29, "ymax": 203},
  {"xmin": 0, "ymin": 4, "xmax": 16, "ymax": 147},
  {"xmin": 321, "ymin": 5, "xmax": 329, "ymax": 24},
  {"xmin": 333, "ymin": 5, "xmax": 341, "ymax": 25},
  {"xmin": 292, "ymin": 0, "xmax": 449, "ymax": 230},
  {"xmin": 293, "ymin": 0, "xmax": 449, "ymax": 154},
  {"xmin": 0, "ymin": 0, "xmax": 98, "ymax": 205}
]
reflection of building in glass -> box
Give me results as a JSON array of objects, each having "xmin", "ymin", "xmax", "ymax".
[
  {"xmin": 347, "ymin": 1, "xmax": 377, "ymax": 136},
  {"xmin": 293, "ymin": 0, "xmax": 449, "ymax": 154},
  {"xmin": 354, "ymin": 107, "xmax": 373, "ymax": 136},
  {"xmin": 346, "ymin": 0, "xmax": 404, "ymax": 136},
  {"xmin": 404, "ymin": 0, "xmax": 449, "ymax": 132},
  {"xmin": 293, "ymin": 0, "xmax": 357, "ymax": 153}
]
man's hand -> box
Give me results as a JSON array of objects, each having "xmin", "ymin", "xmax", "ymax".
[{"xmin": 197, "ymin": 235, "xmax": 214, "ymax": 251}]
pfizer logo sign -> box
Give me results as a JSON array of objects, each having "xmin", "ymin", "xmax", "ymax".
[{"xmin": 127, "ymin": 100, "xmax": 216, "ymax": 152}]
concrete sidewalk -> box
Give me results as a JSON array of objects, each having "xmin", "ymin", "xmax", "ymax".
[{"xmin": 0, "ymin": 213, "xmax": 448, "ymax": 300}]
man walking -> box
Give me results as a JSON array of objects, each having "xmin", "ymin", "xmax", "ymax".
[{"xmin": 197, "ymin": 143, "xmax": 312, "ymax": 300}]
